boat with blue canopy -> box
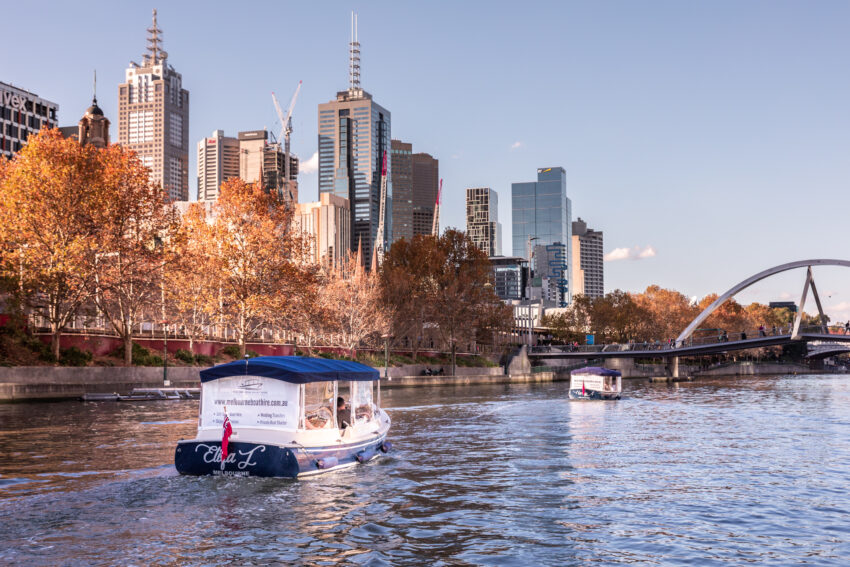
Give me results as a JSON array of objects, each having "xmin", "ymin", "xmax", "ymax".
[
  {"xmin": 569, "ymin": 366, "xmax": 622, "ymax": 400},
  {"xmin": 174, "ymin": 356, "xmax": 391, "ymax": 477}
]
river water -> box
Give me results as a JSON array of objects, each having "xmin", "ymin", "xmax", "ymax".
[{"xmin": 1, "ymin": 374, "xmax": 848, "ymax": 566}]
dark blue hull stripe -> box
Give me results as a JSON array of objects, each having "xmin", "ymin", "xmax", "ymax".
[
  {"xmin": 175, "ymin": 437, "xmax": 387, "ymax": 478},
  {"xmin": 568, "ymin": 389, "xmax": 621, "ymax": 400}
]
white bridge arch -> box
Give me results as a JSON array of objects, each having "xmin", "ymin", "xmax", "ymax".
[{"xmin": 676, "ymin": 259, "xmax": 850, "ymax": 344}]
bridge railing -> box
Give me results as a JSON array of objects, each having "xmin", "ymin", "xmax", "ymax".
[{"xmin": 530, "ymin": 325, "xmax": 841, "ymax": 355}]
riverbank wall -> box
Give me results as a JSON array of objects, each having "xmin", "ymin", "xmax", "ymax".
[
  {"xmin": 0, "ymin": 360, "xmax": 829, "ymax": 402},
  {"xmin": 0, "ymin": 365, "xmax": 563, "ymax": 402}
]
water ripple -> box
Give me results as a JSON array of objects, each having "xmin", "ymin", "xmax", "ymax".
[{"xmin": 1, "ymin": 375, "xmax": 849, "ymax": 565}]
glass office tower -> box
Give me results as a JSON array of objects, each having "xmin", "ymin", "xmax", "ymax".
[{"xmin": 511, "ymin": 167, "xmax": 572, "ymax": 302}]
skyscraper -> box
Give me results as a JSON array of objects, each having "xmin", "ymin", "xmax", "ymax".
[
  {"xmin": 318, "ymin": 14, "xmax": 391, "ymax": 268},
  {"xmin": 466, "ymin": 187, "xmax": 502, "ymax": 256},
  {"xmin": 197, "ymin": 130, "xmax": 239, "ymax": 201},
  {"xmin": 118, "ymin": 10, "xmax": 189, "ymax": 201},
  {"xmin": 390, "ymin": 139, "xmax": 412, "ymax": 242},
  {"xmin": 512, "ymin": 167, "xmax": 572, "ymax": 301},
  {"xmin": 572, "ymin": 218, "xmax": 604, "ymax": 298},
  {"xmin": 391, "ymin": 140, "xmax": 439, "ymax": 242},
  {"xmin": 411, "ymin": 152, "xmax": 439, "ymax": 237}
]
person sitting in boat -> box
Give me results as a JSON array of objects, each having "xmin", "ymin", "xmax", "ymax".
[{"xmin": 336, "ymin": 396, "xmax": 351, "ymax": 430}]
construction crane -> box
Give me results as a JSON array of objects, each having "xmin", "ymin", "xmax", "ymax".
[
  {"xmin": 431, "ymin": 178, "xmax": 443, "ymax": 237},
  {"xmin": 372, "ymin": 150, "xmax": 389, "ymax": 271},
  {"xmin": 271, "ymin": 80, "xmax": 302, "ymax": 201}
]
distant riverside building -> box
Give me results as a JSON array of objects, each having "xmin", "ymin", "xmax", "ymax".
[
  {"xmin": 295, "ymin": 193, "xmax": 351, "ymax": 268},
  {"xmin": 466, "ymin": 187, "xmax": 502, "ymax": 256},
  {"xmin": 197, "ymin": 130, "xmax": 239, "ymax": 201},
  {"xmin": 571, "ymin": 218, "xmax": 603, "ymax": 298},
  {"xmin": 0, "ymin": 81, "xmax": 59, "ymax": 159},
  {"xmin": 512, "ymin": 167, "xmax": 572, "ymax": 303},
  {"xmin": 318, "ymin": 14, "xmax": 391, "ymax": 268},
  {"xmin": 489, "ymin": 256, "xmax": 529, "ymax": 301},
  {"xmin": 411, "ymin": 152, "xmax": 439, "ymax": 236},
  {"xmin": 117, "ymin": 10, "xmax": 189, "ymax": 201},
  {"xmin": 533, "ymin": 242, "xmax": 568, "ymax": 307},
  {"xmin": 391, "ymin": 139, "xmax": 439, "ymax": 242}
]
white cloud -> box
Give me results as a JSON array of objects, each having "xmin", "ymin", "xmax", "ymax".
[
  {"xmin": 300, "ymin": 151, "xmax": 319, "ymax": 174},
  {"xmin": 604, "ymin": 245, "xmax": 656, "ymax": 262},
  {"xmin": 510, "ymin": 141, "xmax": 522, "ymax": 150}
]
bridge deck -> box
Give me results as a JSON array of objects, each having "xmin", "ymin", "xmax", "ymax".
[{"xmin": 528, "ymin": 333, "xmax": 850, "ymax": 359}]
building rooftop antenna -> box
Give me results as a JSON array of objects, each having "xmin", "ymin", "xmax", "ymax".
[
  {"xmin": 349, "ymin": 12, "xmax": 361, "ymax": 90},
  {"xmin": 146, "ymin": 9, "xmax": 167, "ymax": 64},
  {"xmin": 93, "ymin": 69, "xmax": 97, "ymax": 105}
]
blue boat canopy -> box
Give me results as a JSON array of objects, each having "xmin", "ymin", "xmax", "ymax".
[
  {"xmin": 571, "ymin": 366, "xmax": 622, "ymax": 377},
  {"xmin": 200, "ymin": 356, "xmax": 381, "ymax": 384}
]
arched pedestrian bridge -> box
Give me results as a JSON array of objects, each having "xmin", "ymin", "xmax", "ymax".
[{"xmin": 529, "ymin": 259, "xmax": 850, "ymax": 370}]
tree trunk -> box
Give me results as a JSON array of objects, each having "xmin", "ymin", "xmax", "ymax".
[
  {"xmin": 124, "ymin": 334, "xmax": 133, "ymax": 366},
  {"xmin": 451, "ymin": 341, "xmax": 456, "ymax": 376},
  {"xmin": 51, "ymin": 328, "xmax": 61, "ymax": 363}
]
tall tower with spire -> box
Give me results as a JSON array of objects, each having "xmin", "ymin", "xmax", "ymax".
[
  {"xmin": 317, "ymin": 13, "xmax": 392, "ymax": 269},
  {"xmin": 117, "ymin": 9, "xmax": 189, "ymax": 201}
]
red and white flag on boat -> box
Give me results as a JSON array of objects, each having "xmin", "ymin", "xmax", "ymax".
[
  {"xmin": 582, "ymin": 381, "xmax": 585, "ymax": 396},
  {"xmin": 221, "ymin": 408, "xmax": 233, "ymax": 468}
]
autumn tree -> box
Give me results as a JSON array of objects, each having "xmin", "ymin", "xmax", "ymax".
[
  {"xmin": 92, "ymin": 144, "xmax": 181, "ymax": 365},
  {"xmin": 0, "ymin": 130, "xmax": 105, "ymax": 359},
  {"xmin": 323, "ymin": 251, "xmax": 390, "ymax": 355},
  {"xmin": 380, "ymin": 236, "xmax": 436, "ymax": 359},
  {"xmin": 633, "ymin": 285, "xmax": 698, "ymax": 341},
  {"xmin": 208, "ymin": 179, "xmax": 314, "ymax": 357},
  {"xmin": 381, "ymin": 230, "xmax": 510, "ymax": 372},
  {"xmin": 699, "ymin": 293, "xmax": 747, "ymax": 337},
  {"xmin": 163, "ymin": 203, "xmax": 217, "ymax": 353}
]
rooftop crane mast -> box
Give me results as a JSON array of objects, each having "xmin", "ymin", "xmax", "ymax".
[
  {"xmin": 372, "ymin": 150, "xmax": 389, "ymax": 271},
  {"xmin": 271, "ymin": 80, "xmax": 302, "ymax": 201},
  {"xmin": 431, "ymin": 178, "xmax": 443, "ymax": 237}
]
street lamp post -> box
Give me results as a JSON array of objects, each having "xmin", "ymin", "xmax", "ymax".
[
  {"xmin": 161, "ymin": 320, "xmax": 170, "ymax": 387},
  {"xmin": 381, "ymin": 333, "xmax": 391, "ymax": 381}
]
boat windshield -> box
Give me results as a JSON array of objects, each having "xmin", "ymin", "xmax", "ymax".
[
  {"xmin": 303, "ymin": 381, "xmax": 335, "ymax": 430},
  {"xmin": 351, "ymin": 380, "xmax": 375, "ymax": 425},
  {"xmin": 604, "ymin": 376, "xmax": 618, "ymax": 391}
]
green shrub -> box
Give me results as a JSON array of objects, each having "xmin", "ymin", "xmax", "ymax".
[
  {"xmin": 59, "ymin": 346, "xmax": 92, "ymax": 366},
  {"xmin": 112, "ymin": 342, "xmax": 164, "ymax": 366},
  {"xmin": 221, "ymin": 345, "xmax": 241, "ymax": 358},
  {"xmin": 194, "ymin": 354, "xmax": 213, "ymax": 366},
  {"xmin": 175, "ymin": 349, "xmax": 195, "ymax": 363}
]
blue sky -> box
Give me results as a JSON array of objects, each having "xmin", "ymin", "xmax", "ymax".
[{"xmin": 6, "ymin": 1, "xmax": 850, "ymax": 319}]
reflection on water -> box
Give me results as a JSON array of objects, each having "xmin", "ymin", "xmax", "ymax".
[{"xmin": 1, "ymin": 375, "xmax": 849, "ymax": 565}]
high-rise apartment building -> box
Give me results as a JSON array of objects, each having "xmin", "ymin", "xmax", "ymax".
[
  {"xmin": 466, "ymin": 187, "xmax": 502, "ymax": 256},
  {"xmin": 512, "ymin": 167, "xmax": 572, "ymax": 302},
  {"xmin": 1, "ymin": 81, "xmax": 59, "ymax": 159},
  {"xmin": 318, "ymin": 14, "xmax": 391, "ymax": 268},
  {"xmin": 295, "ymin": 193, "xmax": 351, "ymax": 268},
  {"xmin": 572, "ymin": 218, "xmax": 604, "ymax": 298},
  {"xmin": 117, "ymin": 10, "xmax": 189, "ymax": 201},
  {"xmin": 197, "ymin": 130, "xmax": 239, "ymax": 201},
  {"xmin": 390, "ymin": 140, "xmax": 412, "ymax": 242},
  {"xmin": 391, "ymin": 139, "xmax": 439, "ymax": 242},
  {"xmin": 411, "ymin": 152, "xmax": 438, "ymax": 236}
]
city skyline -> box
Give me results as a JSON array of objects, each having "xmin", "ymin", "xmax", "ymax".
[{"xmin": 4, "ymin": 1, "xmax": 850, "ymax": 319}]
